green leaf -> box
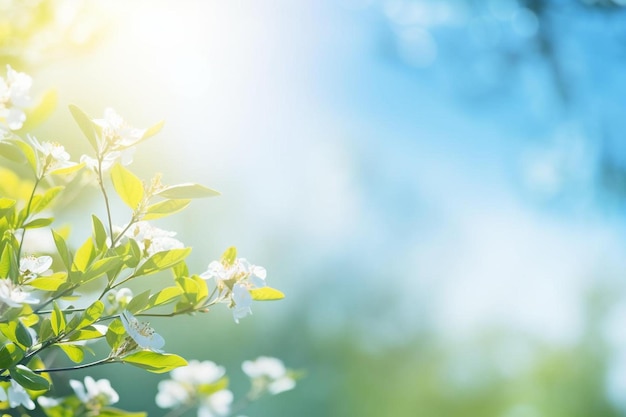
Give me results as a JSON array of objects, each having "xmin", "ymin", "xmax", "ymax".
[
  {"xmin": 69, "ymin": 104, "xmax": 99, "ymax": 152},
  {"xmin": 92, "ymin": 215, "xmax": 108, "ymax": 251},
  {"xmin": 31, "ymin": 186, "xmax": 64, "ymax": 215},
  {"xmin": 51, "ymin": 301, "xmax": 66, "ymax": 336},
  {"xmin": 250, "ymin": 287, "xmax": 285, "ymax": 301},
  {"xmin": 0, "ymin": 243, "xmax": 13, "ymax": 278},
  {"xmin": 74, "ymin": 300, "xmax": 105, "ymax": 330},
  {"xmin": 48, "ymin": 162, "xmax": 85, "ymax": 176},
  {"xmin": 38, "ymin": 318, "xmax": 54, "ymax": 342},
  {"xmin": 0, "ymin": 198, "xmax": 16, "ymax": 216},
  {"xmin": 175, "ymin": 276, "xmax": 201, "ymax": 308},
  {"xmin": 10, "ymin": 364, "xmax": 50, "ymax": 391},
  {"xmin": 141, "ymin": 120, "xmax": 165, "ymax": 141},
  {"xmin": 134, "ymin": 248, "xmax": 192, "ymax": 276},
  {"xmin": 0, "ymin": 321, "xmax": 32, "ymax": 349},
  {"xmin": 22, "ymin": 217, "xmax": 53, "ymax": 229},
  {"xmin": 221, "ymin": 246, "xmax": 237, "ymax": 266},
  {"xmin": 0, "ymin": 343, "xmax": 24, "ymax": 368},
  {"xmin": 0, "ymin": 141, "xmax": 26, "ymax": 164},
  {"xmin": 52, "ymin": 230, "xmax": 72, "ymax": 270},
  {"xmin": 156, "ymin": 183, "xmax": 220, "ymax": 199},
  {"xmin": 81, "ymin": 256, "xmax": 124, "ymax": 284},
  {"xmin": 146, "ymin": 286, "xmax": 183, "ymax": 310},
  {"xmin": 29, "ymin": 273, "xmax": 67, "ymax": 291},
  {"xmin": 1, "ymin": 139, "xmax": 37, "ymax": 174},
  {"xmin": 67, "ymin": 326, "xmax": 105, "ymax": 342},
  {"xmin": 111, "ymin": 163, "xmax": 144, "ymax": 211},
  {"xmin": 122, "ymin": 351, "xmax": 187, "ymax": 374},
  {"xmin": 143, "ymin": 199, "xmax": 191, "ymax": 221},
  {"xmin": 126, "ymin": 290, "xmax": 151, "ymax": 314},
  {"xmin": 57, "ymin": 344, "xmax": 84, "ymax": 363},
  {"xmin": 72, "ymin": 236, "xmax": 96, "ymax": 272},
  {"xmin": 171, "ymin": 261, "xmax": 189, "ymax": 279},
  {"xmin": 106, "ymin": 318, "xmax": 125, "ymax": 350}
]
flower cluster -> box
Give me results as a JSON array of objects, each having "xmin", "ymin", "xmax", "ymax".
[
  {"xmin": 80, "ymin": 107, "xmax": 146, "ymax": 172},
  {"xmin": 0, "ymin": 65, "xmax": 32, "ymax": 133},
  {"xmin": 0, "ymin": 66, "xmax": 294, "ymax": 417},
  {"xmin": 156, "ymin": 360, "xmax": 233, "ymax": 417},
  {"xmin": 243, "ymin": 356, "xmax": 296, "ymax": 396},
  {"xmin": 201, "ymin": 251, "xmax": 275, "ymax": 323}
]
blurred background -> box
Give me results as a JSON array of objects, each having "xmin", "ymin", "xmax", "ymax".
[{"xmin": 4, "ymin": 0, "xmax": 626, "ymax": 415}]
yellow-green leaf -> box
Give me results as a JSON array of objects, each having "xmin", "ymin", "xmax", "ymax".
[
  {"xmin": 122, "ymin": 351, "xmax": 187, "ymax": 374},
  {"xmin": 143, "ymin": 199, "xmax": 191, "ymax": 221},
  {"xmin": 51, "ymin": 301, "xmax": 66, "ymax": 336},
  {"xmin": 250, "ymin": 287, "xmax": 285, "ymax": 301},
  {"xmin": 111, "ymin": 163, "xmax": 144, "ymax": 210},
  {"xmin": 58, "ymin": 344, "xmax": 84, "ymax": 363},
  {"xmin": 156, "ymin": 183, "xmax": 220, "ymax": 199}
]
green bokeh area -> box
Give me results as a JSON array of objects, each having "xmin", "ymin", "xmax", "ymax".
[{"xmin": 3, "ymin": 0, "xmax": 626, "ymax": 416}]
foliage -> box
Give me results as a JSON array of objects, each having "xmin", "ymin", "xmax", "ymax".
[{"xmin": 0, "ymin": 65, "xmax": 296, "ymax": 416}]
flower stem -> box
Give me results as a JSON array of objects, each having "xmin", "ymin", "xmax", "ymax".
[
  {"xmin": 17, "ymin": 177, "xmax": 41, "ymax": 264},
  {"xmin": 34, "ymin": 357, "xmax": 116, "ymax": 373}
]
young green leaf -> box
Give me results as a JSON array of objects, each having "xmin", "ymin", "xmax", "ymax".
[
  {"xmin": 69, "ymin": 104, "xmax": 99, "ymax": 152},
  {"xmin": 134, "ymin": 248, "xmax": 192, "ymax": 276},
  {"xmin": 142, "ymin": 199, "xmax": 191, "ymax": 221},
  {"xmin": 51, "ymin": 301, "xmax": 66, "ymax": 336},
  {"xmin": 106, "ymin": 318, "xmax": 126, "ymax": 350},
  {"xmin": 76, "ymin": 300, "xmax": 105, "ymax": 330},
  {"xmin": 10, "ymin": 364, "xmax": 50, "ymax": 391},
  {"xmin": 3, "ymin": 139, "xmax": 37, "ymax": 174},
  {"xmin": 52, "ymin": 230, "xmax": 72, "ymax": 270},
  {"xmin": 146, "ymin": 287, "xmax": 183, "ymax": 310},
  {"xmin": 22, "ymin": 217, "xmax": 53, "ymax": 229},
  {"xmin": 0, "ymin": 343, "xmax": 24, "ymax": 368},
  {"xmin": 156, "ymin": 183, "xmax": 220, "ymax": 199},
  {"xmin": 29, "ymin": 274, "xmax": 67, "ymax": 291},
  {"xmin": 126, "ymin": 290, "xmax": 151, "ymax": 314},
  {"xmin": 249, "ymin": 287, "xmax": 285, "ymax": 301},
  {"xmin": 81, "ymin": 256, "xmax": 124, "ymax": 284},
  {"xmin": 31, "ymin": 186, "xmax": 64, "ymax": 214},
  {"xmin": 111, "ymin": 163, "xmax": 144, "ymax": 211},
  {"xmin": 57, "ymin": 344, "xmax": 85, "ymax": 363},
  {"xmin": 221, "ymin": 246, "xmax": 237, "ymax": 266},
  {"xmin": 122, "ymin": 351, "xmax": 187, "ymax": 373},
  {"xmin": 92, "ymin": 214, "xmax": 108, "ymax": 251},
  {"xmin": 72, "ymin": 236, "xmax": 96, "ymax": 272}
]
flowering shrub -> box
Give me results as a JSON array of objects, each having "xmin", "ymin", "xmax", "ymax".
[{"xmin": 0, "ymin": 65, "xmax": 296, "ymax": 416}]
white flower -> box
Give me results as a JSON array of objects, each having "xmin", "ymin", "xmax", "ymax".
[
  {"xmin": 120, "ymin": 310, "xmax": 165, "ymax": 352},
  {"xmin": 200, "ymin": 256, "xmax": 267, "ymax": 323},
  {"xmin": 0, "ymin": 65, "xmax": 32, "ymax": 132},
  {"xmin": 242, "ymin": 357, "xmax": 296, "ymax": 395},
  {"xmin": 93, "ymin": 108, "xmax": 146, "ymax": 151},
  {"xmin": 70, "ymin": 376, "xmax": 119, "ymax": 407},
  {"xmin": 19, "ymin": 255, "xmax": 52, "ymax": 280},
  {"xmin": 198, "ymin": 390, "xmax": 233, "ymax": 417},
  {"xmin": 171, "ymin": 360, "xmax": 225, "ymax": 385},
  {"xmin": 156, "ymin": 360, "xmax": 228, "ymax": 412},
  {"xmin": 0, "ymin": 278, "xmax": 39, "ymax": 308},
  {"xmin": 122, "ymin": 221, "xmax": 184, "ymax": 257},
  {"xmin": 115, "ymin": 288, "xmax": 133, "ymax": 305},
  {"xmin": 37, "ymin": 396, "xmax": 61, "ymax": 408},
  {"xmin": 231, "ymin": 283, "xmax": 252, "ymax": 323},
  {"xmin": 8, "ymin": 380, "xmax": 35, "ymax": 410},
  {"xmin": 28, "ymin": 135, "xmax": 76, "ymax": 176},
  {"xmin": 155, "ymin": 380, "xmax": 190, "ymax": 409}
]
